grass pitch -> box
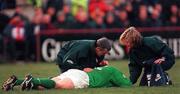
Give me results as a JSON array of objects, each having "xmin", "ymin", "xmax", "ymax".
[{"xmin": 0, "ymin": 59, "xmax": 180, "ymax": 94}]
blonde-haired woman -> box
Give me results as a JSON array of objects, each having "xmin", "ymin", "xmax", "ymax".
[{"xmin": 119, "ymin": 27, "xmax": 175, "ymax": 86}]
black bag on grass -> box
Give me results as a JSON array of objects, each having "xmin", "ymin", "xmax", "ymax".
[{"xmin": 146, "ymin": 64, "xmax": 172, "ymax": 86}]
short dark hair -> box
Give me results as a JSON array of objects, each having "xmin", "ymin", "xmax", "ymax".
[{"xmin": 96, "ymin": 37, "xmax": 112, "ymax": 51}]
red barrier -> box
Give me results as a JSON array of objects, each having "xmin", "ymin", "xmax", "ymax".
[{"xmin": 39, "ymin": 26, "xmax": 180, "ymax": 35}]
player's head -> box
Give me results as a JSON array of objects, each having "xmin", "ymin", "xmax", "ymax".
[
  {"xmin": 96, "ymin": 37, "xmax": 112, "ymax": 56},
  {"xmin": 119, "ymin": 27, "xmax": 142, "ymax": 48}
]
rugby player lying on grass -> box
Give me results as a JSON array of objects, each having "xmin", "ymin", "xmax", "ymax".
[{"xmin": 2, "ymin": 66, "xmax": 132, "ymax": 91}]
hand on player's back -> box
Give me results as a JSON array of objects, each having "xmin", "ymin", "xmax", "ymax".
[
  {"xmin": 99, "ymin": 60, "xmax": 109, "ymax": 66},
  {"xmin": 83, "ymin": 68, "xmax": 93, "ymax": 72}
]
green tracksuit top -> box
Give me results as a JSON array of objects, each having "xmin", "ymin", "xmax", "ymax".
[
  {"xmin": 57, "ymin": 40, "xmax": 104, "ymax": 70},
  {"xmin": 128, "ymin": 36, "xmax": 175, "ymax": 84},
  {"xmin": 87, "ymin": 66, "xmax": 132, "ymax": 88}
]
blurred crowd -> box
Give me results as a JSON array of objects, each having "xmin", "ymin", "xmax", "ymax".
[{"xmin": 0, "ymin": 0, "xmax": 180, "ymax": 61}]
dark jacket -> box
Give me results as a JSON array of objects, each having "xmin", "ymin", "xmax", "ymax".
[
  {"xmin": 57, "ymin": 40, "xmax": 104, "ymax": 71},
  {"xmin": 128, "ymin": 36, "xmax": 175, "ymax": 84}
]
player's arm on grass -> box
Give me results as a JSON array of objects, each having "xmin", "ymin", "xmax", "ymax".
[{"xmin": 110, "ymin": 67, "xmax": 132, "ymax": 87}]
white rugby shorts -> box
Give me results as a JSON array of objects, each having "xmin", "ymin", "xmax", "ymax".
[{"xmin": 57, "ymin": 69, "xmax": 89, "ymax": 88}]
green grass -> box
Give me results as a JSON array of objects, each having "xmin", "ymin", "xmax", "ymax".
[{"xmin": 0, "ymin": 59, "xmax": 180, "ymax": 94}]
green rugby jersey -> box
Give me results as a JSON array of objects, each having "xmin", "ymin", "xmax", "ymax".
[{"xmin": 87, "ymin": 66, "xmax": 132, "ymax": 88}]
